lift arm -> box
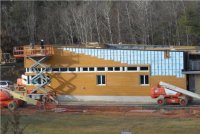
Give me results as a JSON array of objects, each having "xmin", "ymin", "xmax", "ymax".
[
  {"xmin": 159, "ymin": 81, "xmax": 200, "ymax": 100},
  {"xmin": 1, "ymin": 88, "xmax": 39, "ymax": 105}
]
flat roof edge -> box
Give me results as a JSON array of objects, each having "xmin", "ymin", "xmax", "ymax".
[{"xmin": 182, "ymin": 71, "xmax": 200, "ymax": 74}]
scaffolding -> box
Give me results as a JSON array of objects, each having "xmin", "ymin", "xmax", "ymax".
[
  {"xmin": 13, "ymin": 45, "xmax": 54, "ymax": 58},
  {"xmin": 13, "ymin": 45, "xmax": 57, "ymax": 103}
]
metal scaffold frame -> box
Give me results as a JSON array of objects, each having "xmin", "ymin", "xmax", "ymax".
[
  {"xmin": 13, "ymin": 45, "xmax": 58, "ymax": 104},
  {"xmin": 28, "ymin": 56, "xmax": 50, "ymax": 94}
]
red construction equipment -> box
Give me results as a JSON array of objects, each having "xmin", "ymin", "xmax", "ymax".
[
  {"xmin": 151, "ymin": 86, "xmax": 187, "ymax": 106},
  {"xmin": 150, "ymin": 81, "xmax": 199, "ymax": 106},
  {"xmin": 0, "ymin": 87, "xmax": 57, "ymax": 111},
  {"xmin": 0, "ymin": 89, "xmax": 26, "ymax": 110},
  {"xmin": 1, "ymin": 45, "xmax": 58, "ymax": 111}
]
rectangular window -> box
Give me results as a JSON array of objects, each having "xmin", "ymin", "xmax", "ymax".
[
  {"xmin": 69, "ymin": 67, "xmax": 76, "ymax": 71},
  {"xmin": 89, "ymin": 67, "xmax": 94, "ymax": 71},
  {"xmin": 140, "ymin": 75, "xmax": 149, "ymax": 85},
  {"xmin": 96, "ymin": 75, "xmax": 106, "ymax": 85},
  {"xmin": 46, "ymin": 68, "xmax": 51, "ymax": 72},
  {"xmin": 52, "ymin": 68, "xmax": 60, "ymax": 72},
  {"xmin": 140, "ymin": 67, "xmax": 148, "ymax": 71},
  {"xmin": 83, "ymin": 67, "xmax": 88, "ymax": 71},
  {"xmin": 108, "ymin": 67, "xmax": 113, "ymax": 71},
  {"xmin": 60, "ymin": 68, "xmax": 68, "ymax": 72},
  {"xmin": 114, "ymin": 67, "xmax": 120, "ymax": 71},
  {"xmin": 97, "ymin": 67, "xmax": 105, "ymax": 71},
  {"xmin": 127, "ymin": 67, "xmax": 137, "ymax": 71}
]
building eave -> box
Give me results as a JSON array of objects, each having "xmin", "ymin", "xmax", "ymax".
[{"xmin": 182, "ymin": 71, "xmax": 200, "ymax": 74}]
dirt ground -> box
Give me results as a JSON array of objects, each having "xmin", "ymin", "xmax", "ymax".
[
  {"xmin": 1, "ymin": 105, "xmax": 200, "ymax": 134},
  {"xmin": 1, "ymin": 104, "xmax": 200, "ymax": 118}
]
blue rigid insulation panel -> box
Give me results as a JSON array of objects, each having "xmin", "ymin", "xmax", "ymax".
[{"xmin": 63, "ymin": 48, "xmax": 185, "ymax": 77}]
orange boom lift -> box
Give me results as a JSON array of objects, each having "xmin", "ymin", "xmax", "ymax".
[{"xmin": 151, "ymin": 81, "xmax": 200, "ymax": 106}]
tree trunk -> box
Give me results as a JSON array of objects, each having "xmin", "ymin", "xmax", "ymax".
[
  {"xmin": 94, "ymin": 3, "xmax": 100, "ymax": 43},
  {"xmin": 117, "ymin": 5, "xmax": 121, "ymax": 43},
  {"xmin": 125, "ymin": 3, "xmax": 136, "ymax": 44}
]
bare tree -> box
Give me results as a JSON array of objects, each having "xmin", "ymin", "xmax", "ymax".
[
  {"xmin": 60, "ymin": 8, "xmax": 74, "ymax": 44},
  {"xmin": 94, "ymin": 1, "xmax": 101, "ymax": 43},
  {"xmin": 1, "ymin": 1, "xmax": 200, "ymax": 47},
  {"xmin": 101, "ymin": 2, "xmax": 113, "ymax": 43},
  {"xmin": 25, "ymin": 1, "xmax": 36, "ymax": 43},
  {"xmin": 117, "ymin": 3, "xmax": 121, "ymax": 43},
  {"xmin": 125, "ymin": 2, "xmax": 136, "ymax": 44}
]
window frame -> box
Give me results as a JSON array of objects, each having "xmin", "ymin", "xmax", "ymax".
[
  {"xmin": 114, "ymin": 67, "xmax": 120, "ymax": 71},
  {"xmin": 89, "ymin": 67, "xmax": 95, "ymax": 71},
  {"xmin": 108, "ymin": 67, "xmax": 114, "ymax": 71},
  {"xmin": 60, "ymin": 68, "xmax": 68, "ymax": 72},
  {"xmin": 96, "ymin": 75, "xmax": 106, "ymax": 86},
  {"xmin": 68, "ymin": 67, "xmax": 76, "ymax": 72},
  {"xmin": 52, "ymin": 68, "xmax": 60, "ymax": 72},
  {"xmin": 83, "ymin": 67, "xmax": 88, "ymax": 71},
  {"xmin": 97, "ymin": 67, "xmax": 105, "ymax": 71},
  {"xmin": 140, "ymin": 67, "xmax": 149, "ymax": 71},
  {"xmin": 140, "ymin": 75, "xmax": 149, "ymax": 86},
  {"xmin": 127, "ymin": 67, "xmax": 137, "ymax": 71}
]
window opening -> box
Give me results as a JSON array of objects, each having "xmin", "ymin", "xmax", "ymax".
[
  {"xmin": 96, "ymin": 75, "xmax": 106, "ymax": 85},
  {"xmin": 69, "ymin": 67, "xmax": 76, "ymax": 71},
  {"xmin": 114, "ymin": 67, "xmax": 120, "ymax": 71},
  {"xmin": 97, "ymin": 67, "xmax": 105, "ymax": 71},
  {"xmin": 140, "ymin": 67, "xmax": 148, "ymax": 71},
  {"xmin": 127, "ymin": 67, "xmax": 137, "ymax": 71},
  {"xmin": 60, "ymin": 68, "xmax": 68, "ymax": 71},
  {"xmin": 108, "ymin": 67, "xmax": 113, "ymax": 71},
  {"xmin": 89, "ymin": 67, "xmax": 94, "ymax": 71},
  {"xmin": 83, "ymin": 67, "xmax": 88, "ymax": 71},
  {"xmin": 140, "ymin": 75, "xmax": 149, "ymax": 85}
]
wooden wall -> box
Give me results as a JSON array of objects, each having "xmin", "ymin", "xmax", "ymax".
[{"xmin": 25, "ymin": 47, "xmax": 187, "ymax": 96}]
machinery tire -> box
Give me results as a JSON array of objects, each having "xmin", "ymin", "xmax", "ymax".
[
  {"xmin": 42, "ymin": 95, "xmax": 49, "ymax": 103},
  {"xmin": 188, "ymin": 97, "xmax": 193, "ymax": 103},
  {"xmin": 157, "ymin": 99, "xmax": 165, "ymax": 106},
  {"xmin": 8, "ymin": 101, "xmax": 17, "ymax": 111},
  {"xmin": 179, "ymin": 98, "xmax": 188, "ymax": 106},
  {"xmin": 20, "ymin": 101, "xmax": 27, "ymax": 107}
]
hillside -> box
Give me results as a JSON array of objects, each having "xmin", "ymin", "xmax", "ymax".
[{"xmin": 1, "ymin": 1, "xmax": 200, "ymax": 53}]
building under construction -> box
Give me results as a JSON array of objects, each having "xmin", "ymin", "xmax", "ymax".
[{"xmin": 12, "ymin": 44, "xmax": 200, "ymax": 103}]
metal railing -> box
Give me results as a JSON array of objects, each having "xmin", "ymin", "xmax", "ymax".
[{"xmin": 13, "ymin": 45, "xmax": 54, "ymax": 57}]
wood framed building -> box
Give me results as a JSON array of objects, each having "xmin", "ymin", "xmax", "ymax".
[{"xmin": 18, "ymin": 45, "xmax": 191, "ymax": 102}]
